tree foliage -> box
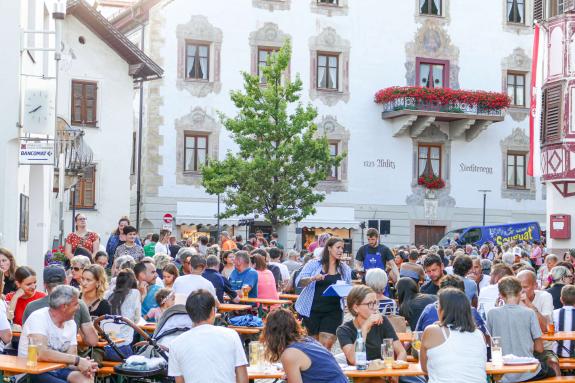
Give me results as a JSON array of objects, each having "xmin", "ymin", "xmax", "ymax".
[{"xmin": 201, "ymin": 40, "xmax": 344, "ymax": 227}]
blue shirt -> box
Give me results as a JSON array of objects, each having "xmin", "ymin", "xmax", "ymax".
[
  {"xmin": 202, "ymin": 269, "xmax": 237, "ymax": 302},
  {"xmin": 462, "ymin": 276, "xmax": 478, "ymax": 302},
  {"xmin": 415, "ymin": 301, "xmax": 487, "ymax": 335},
  {"xmin": 142, "ymin": 284, "xmax": 161, "ymax": 318},
  {"xmin": 229, "ymin": 268, "xmax": 259, "ymax": 298}
]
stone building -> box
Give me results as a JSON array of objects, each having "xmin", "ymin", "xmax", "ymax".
[{"xmin": 114, "ymin": 0, "xmax": 546, "ymax": 252}]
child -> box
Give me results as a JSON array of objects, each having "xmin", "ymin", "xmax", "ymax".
[
  {"xmin": 553, "ymin": 285, "xmax": 575, "ymax": 357},
  {"xmin": 144, "ymin": 288, "xmax": 174, "ymax": 322},
  {"xmin": 114, "ymin": 226, "xmax": 145, "ymax": 262}
]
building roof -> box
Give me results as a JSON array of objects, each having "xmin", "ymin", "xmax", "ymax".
[
  {"xmin": 108, "ymin": 0, "xmax": 162, "ymax": 33},
  {"xmin": 67, "ymin": 0, "xmax": 163, "ymax": 80}
]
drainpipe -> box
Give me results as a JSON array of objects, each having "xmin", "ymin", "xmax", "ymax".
[{"xmin": 135, "ymin": 23, "xmax": 145, "ymax": 232}]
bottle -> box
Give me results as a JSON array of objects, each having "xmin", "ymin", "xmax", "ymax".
[{"xmin": 355, "ymin": 329, "xmax": 367, "ymax": 370}]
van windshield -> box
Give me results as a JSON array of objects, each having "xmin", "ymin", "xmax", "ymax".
[{"xmin": 438, "ymin": 229, "xmax": 464, "ymax": 247}]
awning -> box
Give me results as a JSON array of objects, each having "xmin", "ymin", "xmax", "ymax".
[
  {"xmin": 300, "ymin": 207, "xmax": 359, "ymax": 229},
  {"xmin": 176, "ymin": 201, "xmax": 240, "ymax": 226}
]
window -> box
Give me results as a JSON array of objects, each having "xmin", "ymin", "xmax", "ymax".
[
  {"xmin": 317, "ymin": 53, "xmax": 338, "ymax": 90},
  {"xmin": 71, "ymin": 80, "xmax": 97, "ymax": 126},
  {"xmin": 72, "ymin": 166, "xmax": 96, "ymax": 209},
  {"xmin": 418, "ymin": 144, "xmax": 441, "ymax": 178},
  {"xmin": 507, "ymin": 0, "xmax": 525, "ymax": 23},
  {"xmin": 542, "ymin": 85, "xmax": 562, "ymax": 142},
  {"xmin": 507, "ymin": 152, "xmax": 527, "ymax": 188},
  {"xmin": 416, "ymin": 58, "xmax": 449, "ymax": 88},
  {"xmin": 419, "ymin": 0, "xmax": 441, "ymax": 15},
  {"xmin": 184, "ymin": 134, "xmax": 208, "ymax": 172},
  {"xmin": 327, "ymin": 142, "xmax": 338, "ymax": 180},
  {"xmin": 318, "ymin": 0, "xmax": 338, "ymax": 4},
  {"xmin": 549, "ymin": 0, "xmax": 565, "ymax": 17},
  {"xmin": 507, "ymin": 73, "xmax": 526, "ymax": 106},
  {"xmin": 185, "ymin": 43, "xmax": 209, "ymax": 80},
  {"xmin": 257, "ymin": 47, "xmax": 279, "ymax": 84},
  {"xmin": 462, "ymin": 228, "xmax": 482, "ymax": 244}
]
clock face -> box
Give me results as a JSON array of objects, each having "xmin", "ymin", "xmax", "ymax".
[
  {"xmin": 23, "ymin": 79, "xmax": 56, "ymax": 134},
  {"xmin": 25, "ymin": 91, "xmax": 53, "ymax": 123}
]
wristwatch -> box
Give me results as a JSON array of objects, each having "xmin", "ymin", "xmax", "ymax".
[{"xmin": 74, "ymin": 356, "xmax": 80, "ymax": 366}]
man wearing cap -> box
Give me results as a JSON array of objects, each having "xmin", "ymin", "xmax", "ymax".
[{"xmin": 22, "ymin": 265, "xmax": 98, "ymax": 347}]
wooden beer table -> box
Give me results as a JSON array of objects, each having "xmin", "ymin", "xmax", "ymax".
[
  {"xmin": 218, "ymin": 303, "xmax": 252, "ymax": 312},
  {"xmin": 541, "ymin": 331, "xmax": 575, "ymax": 341},
  {"xmin": 238, "ymin": 297, "xmax": 292, "ymax": 306},
  {"xmin": 278, "ymin": 293, "xmax": 299, "ymax": 301},
  {"xmin": 0, "ymin": 355, "xmax": 66, "ymax": 381}
]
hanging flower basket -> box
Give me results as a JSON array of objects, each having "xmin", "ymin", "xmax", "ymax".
[
  {"xmin": 418, "ymin": 174, "xmax": 446, "ymax": 190},
  {"xmin": 45, "ymin": 246, "xmax": 67, "ymax": 266}
]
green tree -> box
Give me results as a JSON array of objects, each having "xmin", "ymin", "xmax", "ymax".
[{"xmin": 201, "ymin": 40, "xmax": 344, "ymax": 228}]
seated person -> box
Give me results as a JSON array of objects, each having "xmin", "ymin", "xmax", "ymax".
[
  {"xmin": 553, "ymin": 285, "xmax": 575, "ymax": 358},
  {"xmin": 202, "ymin": 255, "xmax": 239, "ymax": 303},
  {"xmin": 6, "ymin": 266, "xmax": 46, "ymax": 327},
  {"xmin": 487, "ymin": 276, "xmax": 554, "ymax": 382},
  {"xmin": 399, "ymin": 250, "xmax": 425, "ymax": 284},
  {"xmin": 365, "ymin": 268, "xmax": 397, "ymax": 315},
  {"xmin": 172, "ymin": 253, "xmax": 219, "ymax": 305},
  {"xmin": 228, "ymin": 251, "xmax": 258, "ymax": 298},
  {"xmin": 18, "ymin": 285, "xmax": 98, "ymax": 383},
  {"xmin": 144, "ymin": 288, "xmax": 175, "ymax": 323},
  {"xmin": 415, "ymin": 275, "xmax": 487, "ymax": 336}
]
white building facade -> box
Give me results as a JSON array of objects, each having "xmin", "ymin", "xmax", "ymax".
[{"xmin": 118, "ymin": 0, "xmax": 546, "ymax": 252}]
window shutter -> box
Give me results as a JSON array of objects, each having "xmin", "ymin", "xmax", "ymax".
[
  {"xmin": 534, "ymin": 0, "xmax": 543, "ymax": 21},
  {"xmin": 540, "ymin": 90, "xmax": 546, "ymax": 143},
  {"xmin": 543, "ymin": 85, "xmax": 562, "ymax": 142}
]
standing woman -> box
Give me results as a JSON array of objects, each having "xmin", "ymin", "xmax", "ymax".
[
  {"xmin": 0, "ymin": 249, "xmax": 17, "ymax": 295},
  {"xmin": 295, "ymin": 237, "xmax": 351, "ymax": 350},
  {"xmin": 6, "ymin": 266, "xmax": 46, "ymax": 327},
  {"xmin": 261, "ymin": 308, "xmax": 348, "ymax": 383},
  {"xmin": 420, "ymin": 288, "xmax": 487, "ymax": 383},
  {"xmin": 105, "ymin": 217, "xmax": 142, "ymax": 260},
  {"xmin": 64, "ymin": 214, "xmax": 100, "ymax": 262},
  {"xmin": 81, "ymin": 264, "xmax": 111, "ymax": 317},
  {"xmin": 220, "ymin": 251, "xmax": 235, "ymax": 279}
]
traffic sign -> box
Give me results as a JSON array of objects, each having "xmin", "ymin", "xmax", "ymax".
[{"xmin": 163, "ymin": 213, "xmax": 173, "ymax": 224}]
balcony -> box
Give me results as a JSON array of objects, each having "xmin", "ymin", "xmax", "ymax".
[
  {"xmin": 375, "ymin": 87, "xmax": 509, "ymax": 142},
  {"xmin": 54, "ymin": 117, "xmax": 94, "ymax": 191}
]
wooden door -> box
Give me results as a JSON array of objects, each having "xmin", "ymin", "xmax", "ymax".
[{"xmin": 414, "ymin": 225, "xmax": 446, "ymax": 247}]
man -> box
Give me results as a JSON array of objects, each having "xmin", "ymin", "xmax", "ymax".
[
  {"xmin": 552, "ymin": 285, "xmax": 575, "ymax": 358},
  {"xmin": 144, "ymin": 233, "xmax": 159, "ymax": 257},
  {"xmin": 23, "ymin": 265, "xmax": 98, "ymax": 347},
  {"xmin": 203, "ymin": 255, "xmax": 240, "ymax": 303},
  {"xmin": 169, "ymin": 290, "xmax": 248, "ymax": 383},
  {"xmin": 452, "ymin": 254, "xmax": 478, "ymax": 304},
  {"xmin": 269, "ymin": 247, "xmax": 289, "ymax": 289},
  {"xmin": 198, "ymin": 236, "xmax": 209, "ymax": 256},
  {"xmin": 399, "ymin": 250, "xmax": 425, "ymax": 284},
  {"xmin": 420, "ymin": 254, "xmax": 445, "ymax": 295},
  {"xmin": 220, "ymin": 231, "xmax": 238, "ymax": 252},
  {"xmin": 19, "ymin": 285, "xmax": 98, "ymax": 383},
  {"xmin": 155, "ymin": 229, "xmax": 171, "ymax": 255},
  {"xmin": 169, "ymin": 236, "xmax": 181, "ymax": 259},
  {"xmin": 134, "ymin": 260, "xmax": 161, "ymax": 317},
  {"xmin": 517, "ymin": 269, "xmax": 560, "ymax": 376},
  {"xmin": 355, "ymin": 228, "xmax": 398, "ymax": 283},
  {"xmin": 234, "ymin": 235, "xmax": 244, "ymax": 250},
  {"xmin": 270, "ymin": 232, "xmax": 284, "ymax": 249},
  {"xmin": 229, "ymin": 251, "xmax": 258, "ymax": 298},
  {"xmin": 114, "ymin": 225, "xmax": 145, "ymax": 261},
  {"xmin": 539, "ymin": 254, "xmax": 559, "ymax": 288},
  {"xmin": 173, "ymin": 252, "xmax": 219, "ymax": 304},
  {"xmin": 478, "ymin": 263, "xmax": 514, "ymax": 316},
  {"xmin": 465, "ymin": 244, "xmax": 473, "ymax": 255},
  {"xmin": 487, "ymin": 276, "xmax": 552, "ymax": 382},
  {"xmin": 283, "ymin": 249, "xmax": 302, "ymax": 274}
]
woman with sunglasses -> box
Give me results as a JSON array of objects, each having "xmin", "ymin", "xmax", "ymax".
[
  {"xmin": 64, "ymin": 214, "xmax": 100, "ymax": 262},
  {"xmin": 70, "ymin": 255, "xmax": 91, "ymax": 289},
  {"xmin": 547, "ymin": 266, "xmax": 574, "ymax": 310},
  {"xmin": 336, "ymin": 285, "xmax": 408, "ymax": 367}
]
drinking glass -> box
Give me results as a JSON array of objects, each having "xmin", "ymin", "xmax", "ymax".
[
  {"xmin": 491, "ymin": 336, "xmax": 503, "ymax": 366},
  {"xmin": 381, "ymin": 338, "xmax": 394, "ymax": 368},
  {"xmin": 249, "ymin": 341, "xmax": 262, "ymax": 369},
  {"xmin": 27, "ymin": 336, "xmax": 38, "ymax": 368},
  {"xmin": 412, "ymin": 331, "xmax": 423, "ymax": 352}
]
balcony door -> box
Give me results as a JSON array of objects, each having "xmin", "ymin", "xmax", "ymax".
[{"xmin": 416, "ymin": 58, "xmax": 449, "ymax": 89}]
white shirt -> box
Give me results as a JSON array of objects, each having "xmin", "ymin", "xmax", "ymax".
[
  {"xmin": 169, "ymin": 324, "xmax": 247, "ymax": 383},
  {"xmin": 478, "ymin": 275, "xmax": 491, "ymax": 292},
  {"xmin": 0, "ymin": 301, "xmax": 10, "ymax": 352},
  {"xmin": 479, "ymin": 283, "xmax": 500, "ymax": 316},
  {"xmin": 173, "ymin": 274, "xmax": 218, "ymax": 304},
  {"xmin": 269, "ymin": 261, "xmax": 290, "ymax": 282},
  {"xmin": 155, "ymin": 242, "xmax": 170, "ymax": 255},
  {"xmin": 18, "ymin": 307, "xmax": 77, "ymax": 357},
  {"xmin": 530, "ymin": 289, "xmax": 555, "ymax": 351}
]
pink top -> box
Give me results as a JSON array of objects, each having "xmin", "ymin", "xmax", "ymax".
[
  {"xmin": 256, "ymin": 269, "xmax": 279, "ymax": 300},
  {"xmin": 531, "ymin": 246, "xmax": 543, "ymax": 266}
]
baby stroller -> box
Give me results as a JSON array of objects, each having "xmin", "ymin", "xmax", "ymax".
[
  {"xmin": 94, "ymin": 314, "xmax": 172, "ymax": 383},
  {"xmin": 146, "ymin": 304, "xmax": 192, "ymax": 351}
]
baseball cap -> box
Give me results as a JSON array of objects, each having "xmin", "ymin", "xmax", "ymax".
[{"xmin": 44, "ymin": 265, "xmax": 66, "ymax": 284}]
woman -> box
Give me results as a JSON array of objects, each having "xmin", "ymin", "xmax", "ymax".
[
  {"xmin": 80, "ymin": 264, "xmax": 111, "ymax": 317},
  {"xmin": 312, "ymin": 233, "xmax": 331, "ymax": 259},
  {"xmin": 105, "ymin": 217, "xmax": 142, "ymax": 262},
  {"xmin": 396, "ymin": 277, "xmax": 437, "ymax": 330},
  {"xmin": 70, "ymin": 255, "xmax": 91, "ymax": 289},
  {"xmin": 261, "ymin": 308, "xmax": 347, "ymax": 383},
  {"xmin": 420, "ymin": 288, "xmax": 486, "ymax": 383},
  {"xmin": 220, "ymin": 251, "xmax": 235, "ymax": 279},
  {"xmin": 105, "ymin": 270, "xmax": 141, "ymax": 360},
  {"xmin": 336, "ymin": 285, "xmax": 407, "ymax": 365},
  {"xmin": 6, "ymin": 266, "xmax": 46, "ymax": 326},
  {"xmin": 546, "ymin": 265, "xmax": 573, "ymax": 310},
  {"xmin": 105, "ymin": 255, "xmax": 136, "ymax": 298},
  {"xmin": 94, "ymin": 251, "xmax": 109, "ymax": 270},
  {"xmin": 64, "ymin": 214, "xmax": 100, "ymax": 261},
  {"xmin": 153, "ymin": 253, "xmax": 172, "ymax": 279},
  {"xmin": 295, "ymin": 237, "xmax": 351, "ymax": 350},
  {"xmin": 365, "ymin": 268, "xmax": 397, "ymax": 315},
  {"xmin": 0, "ymin": 248, "xmax": 17, "ymax": 295},
  {"xmin": 162, "ymin": 264, "xmax": 179, "ymax": 289},
  {"xmin": 253, "ymin": 254, "xmax": 279, "ymax": 300}
]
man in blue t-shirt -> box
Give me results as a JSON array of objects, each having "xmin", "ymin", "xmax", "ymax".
[
  {"xmin": 228, "ymin": 251, "xmax": 258, "ymax": 298},
  {"xmin": 135, "ymin": 260, "xmax": 161, "ymax": 317}
]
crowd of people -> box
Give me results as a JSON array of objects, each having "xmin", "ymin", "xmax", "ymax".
[{"xmin": 0, "ymin": 213, "xmax": 573, "ymax": 383}]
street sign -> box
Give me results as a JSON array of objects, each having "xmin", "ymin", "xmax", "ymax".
[
  {"xmin": 19, "ymin": 139, "xmax": 54, "ymax": 165},
  {"xmin": 163, "ymin": 213, "xmax": 173, "ymax": 224},
  {"xmin": 162, "ymin": 223, "xmax": 173, "ymax": 231}
]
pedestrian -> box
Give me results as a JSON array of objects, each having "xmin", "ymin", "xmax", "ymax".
[{"xmin": 64, "ymin": 214, "xmax": 100, "ymax": 262}]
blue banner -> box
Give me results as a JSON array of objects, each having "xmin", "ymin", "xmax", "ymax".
[{"xmin": 484, "ymin": 222, "xmax": 541, "ymax": 246}]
